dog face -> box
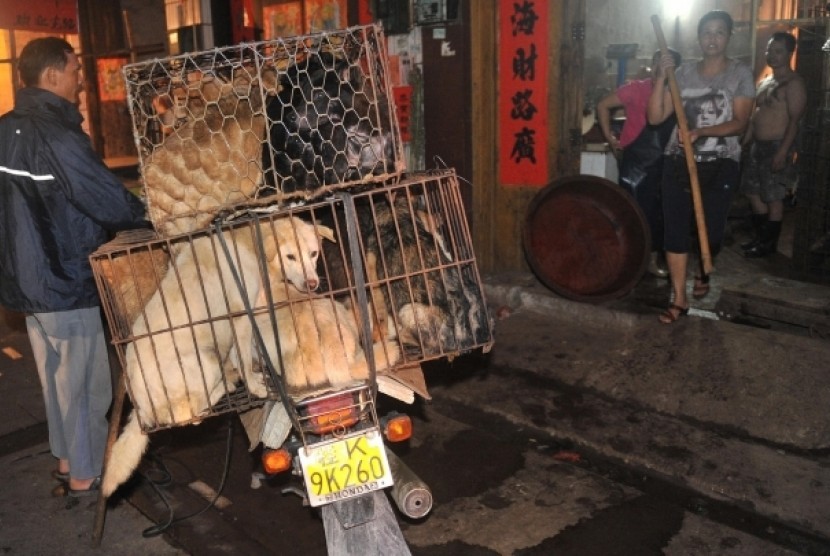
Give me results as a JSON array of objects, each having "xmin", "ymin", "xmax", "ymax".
[{"xmin": 263, "ymin": 217, "xmax": 335, "ymax": 292}]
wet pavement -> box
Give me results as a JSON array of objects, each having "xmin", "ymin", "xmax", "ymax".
[{"xmin": 1, "ymin": 204, "xmax": 829, "ymax": 554}]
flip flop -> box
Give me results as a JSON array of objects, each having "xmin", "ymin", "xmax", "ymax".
[
  {"xmin": 692, "ymin": 275, "xmax": 710, "ymax": 299},
  {"xmin": 68, "ymin": 476, "xmax": 102, "ymax": 498},
  {"xmin": 52, "ymin": 476, "xmax": 102, "ymax": 498},
  {"xmin": 659, "ymin": 304, "xmax": 689, "ymax": 324},
  {"xmin": 52, "ymin": 469, "xmax": 69, "ymax": 482}
]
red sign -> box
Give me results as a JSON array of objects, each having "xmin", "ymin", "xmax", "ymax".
[
  {"xmin": 231, "ymin": 0, "xmax": 257, "ymax": 42},
  {"xmin": 499, "ymin": 0, "xmax": 548, "ymax": 186},
  {"xmin": 357, "ymin": 0, "xmax": 374, "ymax": 25},
  {"xmin": 0, "ymin": 0, "xmax": 77, "ymax": 33},
  {"xmin": 393, "ymin": 85, "xmax": 413, "ymax": 142}
]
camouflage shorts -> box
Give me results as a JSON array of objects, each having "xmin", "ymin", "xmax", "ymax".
[{"xmin": 740, "ymin": 140, "xmax": 797, "ymax": 203}]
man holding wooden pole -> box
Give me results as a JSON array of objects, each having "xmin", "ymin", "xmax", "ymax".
[{"xmin": 648, "ymin": 10, "xmax": 755, "ymax": 324}]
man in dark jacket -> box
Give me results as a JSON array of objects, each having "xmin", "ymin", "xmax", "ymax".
[{"xmin": 0, "ymin": 37, "xmax": 147, "ymax": 497}]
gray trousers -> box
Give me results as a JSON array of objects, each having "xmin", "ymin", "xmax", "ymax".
[{"xmin": 26, "ymin": 307, "xmax": 112, "ymax": 480}]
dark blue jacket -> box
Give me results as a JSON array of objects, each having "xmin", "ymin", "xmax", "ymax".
[{"xmin": 0, "ymin": 87, "xmax": 148, "ymax": 313}]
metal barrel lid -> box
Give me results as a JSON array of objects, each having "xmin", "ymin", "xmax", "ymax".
[{"xmin": 522, "ymin": 174, "xmax": 651, "ymax": 303}]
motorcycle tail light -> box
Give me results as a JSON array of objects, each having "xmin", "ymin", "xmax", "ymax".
[
  {"xmin": 262, "ymin": 448, "xmax": 292, "ymax": 474},
  {"xmin": 384, "ymin": 414, "xmax": 412, "ymax": 442},
  {"xmin": 306, "ymin": 393, "xmax": 359, "ymax": 435}
]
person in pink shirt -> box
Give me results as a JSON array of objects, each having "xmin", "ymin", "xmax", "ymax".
[{"xmin": 597, "ymin": 48, "xmax": 682, "ymax": 277}]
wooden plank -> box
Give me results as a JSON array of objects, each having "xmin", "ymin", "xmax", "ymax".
[
  {"xmin": 718, "ymin": 278, "xmax": 830, "ymax": 329},
  {"xmin": 470, "ymin": 2, "xmax": 498, "ymax": 271}
]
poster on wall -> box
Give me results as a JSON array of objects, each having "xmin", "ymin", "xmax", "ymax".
[
  {"xmin": 0, "ymin": 0, "xmax": 77, "ymax": 33},
  {"xmin": 263, "ymin": 2, "xmax": 303, "ymax": 39},
  {"xmin": 498, "ymin": 0, "xmax": 549, "ymax": 187},
  {"xmin": 96, "ymin": 58, "xmax": 128, "ymax": 102},
  {"xmin": 305, "ymin": 0, "xmax": 347, "ymax": 33}
]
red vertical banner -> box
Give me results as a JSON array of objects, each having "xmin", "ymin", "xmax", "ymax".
[
  {"xmin": 231, "ymin": 0, "xmax": 257, "ymax": 42},
  {"xmin": 357, "ymin": 0, "xmax": 374, "ymax": 25},
  {"xmin": 499, "ymin": 0, "xmax": 549, "ymax": 186},
  {"xmin": 393, "ymin": 86, "xmax": 413, "ymax": 142}
]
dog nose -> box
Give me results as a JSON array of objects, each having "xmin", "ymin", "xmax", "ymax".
[{"xmin": 306, "ymin": 278, "xmax": 319, "ymax": 291}]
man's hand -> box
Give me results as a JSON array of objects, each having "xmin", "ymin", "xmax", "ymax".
[
  {"xmin": 771, "ymin": 149, "xmax": 788, "ymax": 172},
  {"xmin": 653, "ymin": 52, "xmax": 676, "ymax": 82}
]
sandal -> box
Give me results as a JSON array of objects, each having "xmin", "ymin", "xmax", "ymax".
[
  {"xmin": 52, "ymin": 469, "xmax": 69, "ymax": 482},
  {"xmin": 68, "ymin": 476, "xmax": 102, "ymax": 498},
  {"xmin": 52, "ymin": 476, "xmax": 101, "ymax": 498},
  {"xmin": 692, "ymin": 275, "xmax": 710, "ymax": 299},
  {"xmin": 659, "ymin": 304, "xmax": 689, "ymax": 324}
]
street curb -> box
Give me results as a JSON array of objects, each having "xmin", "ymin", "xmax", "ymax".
[{"xmin": 483, "ymin": 279, "xmax": 644, "ymax": 331}]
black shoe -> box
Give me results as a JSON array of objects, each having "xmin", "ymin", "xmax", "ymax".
[
  {"xmin": 741, "ymin": 213, "xmax": 768, "ymax": 251},
  {"xmin": 740, "ymin": 238, "xmax": 760, "ymax": 251},
  {"xmin": 745, "ymin": 220, "xmax": 781, "ymax": 258},
  {"xmin": 744, "ymin": 242, "xmax": 776, "ymax": 258}
]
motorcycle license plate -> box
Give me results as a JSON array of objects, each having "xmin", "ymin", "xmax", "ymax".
[{"xmin": 299, "ymin": 429, "xmax": 393, "ymax": 507}]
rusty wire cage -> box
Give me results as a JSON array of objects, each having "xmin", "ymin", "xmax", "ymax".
[
  {"xmin": 91, "ymin": 169, "xmax": 493, "ymax": 433},
  {"xmin": 122, "ymin": 23, "xmax": 405, "ymax": 237}
]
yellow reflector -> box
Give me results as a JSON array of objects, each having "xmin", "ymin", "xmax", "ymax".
[
  {"xmin": 384, "ymin": 415, "xmax": 412, "ymax": 442},
  {"xmin": 262, "ymin": 448, "xmax": 292, "ymax": 474}
]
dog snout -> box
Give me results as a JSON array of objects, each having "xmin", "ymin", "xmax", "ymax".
[{"xmin": 305, "ymin": 277, "xmax": 319, "ymax": 291}]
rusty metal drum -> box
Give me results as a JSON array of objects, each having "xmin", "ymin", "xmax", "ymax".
[{"xmin": 522, "ymin": 175, "xmax": 651, "ymax": 303}]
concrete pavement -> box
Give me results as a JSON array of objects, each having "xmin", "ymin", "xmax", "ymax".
[{"xmin": 0, "ymin": 312, "xmax": 186, "ymax": 555}]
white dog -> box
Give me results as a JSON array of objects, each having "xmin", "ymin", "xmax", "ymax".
[
  {"xmin": 103, "ymin": 215, "xmax": 332, "ymax": 496},
  {"xmin": 249, "ymin": 282, "xmax": 401, "ymax": 394}
]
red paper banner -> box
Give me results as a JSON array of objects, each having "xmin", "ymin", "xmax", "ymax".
[
  {"xmin": 393, "ymin": 85, "xmax": 413, "ymax": 142},
  {"xmin": 499, "ymin": 0, "xmax": 548, "ymax": 186},
  {"xmin": 0, "ymin": 0, "xmax": 78, "ymax": 33},
  {"xmin": 231, "ymin": 0, "xmax": 257, "ymax": 43}
]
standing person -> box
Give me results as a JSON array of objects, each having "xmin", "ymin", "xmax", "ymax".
[
  {"xmin": 647, "ymin": 10, "xmax": 755, "ymax": 324},
  {"xmin": 597, "ymin": 48, "xmax": 683, "ymax": 278},
  {"xmin": 740, "ymin": 32, "xmax": 806, "ymax": 258},
  {"xmin": 0, "ymin": 37, "xmax": 147, "ymax": 496}
]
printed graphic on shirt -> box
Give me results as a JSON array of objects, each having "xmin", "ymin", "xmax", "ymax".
[{"xmin": 682, "ymin": 87, "xmax": 731, "ymax": 156}]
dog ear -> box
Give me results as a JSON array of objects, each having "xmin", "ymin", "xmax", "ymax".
[
  {"xmin": 260, "ymin": 234, "xmax": 279, "ymax": 262},
  {"xmin": 316, "ymin": 225, "xmax": 336, "ymax": 243}
]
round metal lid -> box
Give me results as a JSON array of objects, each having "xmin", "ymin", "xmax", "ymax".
[{"xmin": 522, "ymin": 174, "xmax": 651, "ymax": 303}]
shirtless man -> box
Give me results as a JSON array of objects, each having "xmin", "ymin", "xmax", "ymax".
[{"xmin": 740, "ymin": 32, "xmax": 806, "ymax": 258}]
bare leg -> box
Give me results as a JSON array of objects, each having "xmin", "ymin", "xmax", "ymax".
[
  {"xmin": 747, "ymin": 193, "xmax": 768, "ymax": 216},
  {"xmin": 660, "ymin": 251, "xmax": 689, "ymax": 323},
  {"xmin": 767, "ymin": 199, "xmax": 784, "ymax": 221}
]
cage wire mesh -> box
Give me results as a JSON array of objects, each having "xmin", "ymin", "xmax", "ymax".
[
  {"xmin": 91, "ymin": 170, "xmax": 493, "ymax": 432},
  {"xmin": 791, "ymin": 27, "xmax": 830, "ymax": 281},
  {"xmin": 123, "ymin": 23, "xmax": 405, "ymax": 238}
]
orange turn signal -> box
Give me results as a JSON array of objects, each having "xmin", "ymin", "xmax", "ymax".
[
  {"xmin": 262, "ymin": 448, "xmax": 292, "ymax": 474},
  {"xmin": 384, "ymin": 415, "xmax": 412, "ymax": 442}
]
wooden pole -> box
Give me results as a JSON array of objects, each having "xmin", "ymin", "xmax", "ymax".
[
  {"xmin": 651, "ymin": 15, "xmax": 713, "ymax": 274},
  {"xmin": 91, "ymin": 373, "xmax": 128, "ymax": 547}
]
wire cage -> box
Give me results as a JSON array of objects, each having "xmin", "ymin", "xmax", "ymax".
[
  {"xmin": 91, "ymin": 169, "xmax": 493, "ymax": 433},
  {"xmin": 122, "ymin": 23, "xmax": 405, "ymax": 237}
]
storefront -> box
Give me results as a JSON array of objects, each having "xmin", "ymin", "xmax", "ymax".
[{"xmin": 0, "ymin": 0, "xmax": 83, "ymax": 121}]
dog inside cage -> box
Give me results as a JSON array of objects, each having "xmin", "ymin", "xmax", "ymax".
[
  {"xmin": 260, "ymin": 50, "xmax": 397, "ymax": 195},
  {"xmin": 123, "ymin": 25, "xmax": 403, "ymax": 237},
  {"xmin": 319, "ymin": 174, "xmax": 493, "ymax": 361},
  {"xmin": 92, "ymin": 173, "xmax": 492, "ymax": 430}
]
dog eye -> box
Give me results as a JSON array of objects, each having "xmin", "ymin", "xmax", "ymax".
[
  {"xmin": 310, "ymin": 251, "xmax": 318, "ymax": 258},
  {"xmin": 287, "ymin": 254, "xmax": 296, "ymax": 261}
]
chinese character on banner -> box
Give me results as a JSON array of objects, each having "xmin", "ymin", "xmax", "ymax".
[
  {"xmin": 0, "ymin": 0, "xmax": 78, "ymax": 33},
  {"xmin": 393, "ymin": 86, "xmax": 413, "ymax": 142},
  {"xmin": 499, "ymin": 0, "xmax": 548, "ymax": 186}
]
